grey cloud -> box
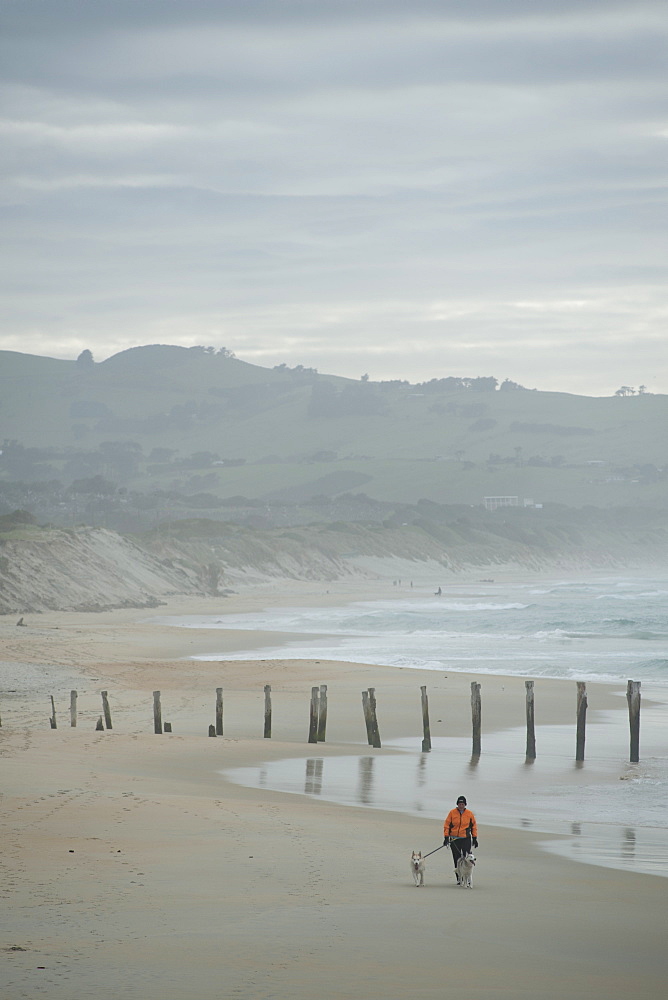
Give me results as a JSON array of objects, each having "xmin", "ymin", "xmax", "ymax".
[
  {"xmin": 0, "ymin": 1, "xmax": 666, "ymax": 394},
  {"xmin": 4, "ymin": 4, "xmax": 666, "ymax": 94},
  {"xmin": 2, "ymin": 1, "xmax": 647, "ymax": 36}
]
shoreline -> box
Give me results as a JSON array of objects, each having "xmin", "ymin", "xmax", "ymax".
[
  {"xmin": 2, "ymin": 585, "xmax": 668, "ymax": 998},
  {"xmin": 154, "ymin": 571, "xmax": 668, "ymax": 687}
]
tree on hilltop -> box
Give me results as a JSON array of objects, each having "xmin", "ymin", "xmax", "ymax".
[{"xmin": 499, "ymin": 378, "xmax": 527, "ymax": 391}]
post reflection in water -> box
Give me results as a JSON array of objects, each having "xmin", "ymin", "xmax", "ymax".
[
  {"xmin": 414, "ymin": 755, "xmax": 428, "ymax": 812},
  {"xmin": 224, "ymin": 739, "xmax": 668, "ymax": 880},
  {"xmin": 304, "ymin": 758, "xmax": 323, "ymax": 795},
  {"xmin": 357, "ymin": 756, "xmax": 375, "ymax": 805},
  {"xmin": 622, "ymin": 828, "xmax": 636, "ymax": 860}
]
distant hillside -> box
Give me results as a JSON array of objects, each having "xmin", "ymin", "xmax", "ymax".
[{"xmin": 1, "ymin": 345, "xmax": 666, "ymax": 509}]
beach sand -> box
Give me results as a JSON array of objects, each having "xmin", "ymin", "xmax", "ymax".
[{"xmin": 2, "ymin": 582, "xmax": 667, "ymax": 999}]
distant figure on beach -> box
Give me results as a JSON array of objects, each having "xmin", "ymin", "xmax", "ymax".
[
  {"xmin": 444, "ymin": 796, "xmax": 478, "ymax": 884},
  {"xmin": 435, "ymin": 587, "xmax": 442, "ymax": 596}
]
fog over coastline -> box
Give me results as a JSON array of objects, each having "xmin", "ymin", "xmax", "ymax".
[{"xmin": 1, "ymin": 1, "xmax": 667, "ymax": 394}]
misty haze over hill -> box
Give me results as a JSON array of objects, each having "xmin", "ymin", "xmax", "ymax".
[
  {"xmin": 1, "ymin": 345, "xmax": 666, "ymax": 532},
  {"xmin": 1, "ymin": 345, "xmax": 666, "ymax": 611}
]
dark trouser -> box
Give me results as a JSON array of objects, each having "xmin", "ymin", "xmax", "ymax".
[{"xmin": 449, "ymin": 836, "xmax": 471, "ymax": 869}]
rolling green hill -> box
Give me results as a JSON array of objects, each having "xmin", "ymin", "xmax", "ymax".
[{"xmin": 1, "ymin": 345, "xmax": 666, "ymax": 509}]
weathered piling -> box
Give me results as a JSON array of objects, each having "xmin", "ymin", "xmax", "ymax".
[
  {"xmin": 470, "ymin": 682, "xmax": 481, "ymax": 756},
  {"xmin": 317, "ymin": 684, "xmax": 328, "ymax": 742},
  {"xmin": 153, "ymin": 691, "xmax": 163, "ymax": 735},
  {"xmin": 308, "ymin": 686, "xmax": 319, "ymax": 743},
  {"xmin": 420, "ymin": 685, "xmax": 431, "ymax": 752},
  {"xmin": 525, "ymin": 680, "xmax": 536, "ymax": 759},
  {"xmin": 49, "ymin": 695, "xmax": 57, "ymax": 729},
  {"xmin": 95, "ymin": 715, "xmax": 104, "ymax": 731},
  {"xmin": 215, "ymin": 687, "xmax": 224, "ymax": 736},
  {"xmin": 208, "ymin": 724, "xmax": 216, "ymax": 737},
  {"xmin": 101, "ymin": 690, "xmax": 112, "ymax": 730},
  {"xmin": 163, "ymin": 722, "xmax": 172, "ymax": 733},
  {"xmin": 575, "ymin": 682, "xmax": 587, "ymax": 761},
  {"xmin": 264, "ymin": 685, "xmax": 272, "ymax": 739},
  {"xmin": 362, "ymin": 690, "xmax": 373, "ymax": 745},
  {"xmin": 70, "ymin": 690, "xmax": 77, "ymax": 727},
  {"xmin": 368, "ymin": 687, "xmax": 381, "ymax": 748},
  {"xmin": 626, "ymin": 679, "xmax": 641, "ymax": 763}
]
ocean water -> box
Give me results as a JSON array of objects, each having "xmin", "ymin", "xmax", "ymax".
[{"xmin": 175, "ymin": 574, "xmax": 668, "ymax": 685}]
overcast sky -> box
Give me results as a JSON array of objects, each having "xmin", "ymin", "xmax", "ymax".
[{"xmin": 1, "ymin": 0, "xmax": 666, "ymax": 395}]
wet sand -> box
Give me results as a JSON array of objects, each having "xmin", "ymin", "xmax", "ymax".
[{"xmin": 2, "ymin": 585, "xmax": 667, "ymax": 999}]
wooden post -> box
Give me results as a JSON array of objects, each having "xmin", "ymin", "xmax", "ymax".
[
  {"xmin": 264, "ymin": 685, "xmax": 272, "ymax": 739},
  {"xmin": 70, "ymin": 690, "xmax": 77, "ymax": 727},
  {"xmin": 420, "ymin": 685, "xmax": 431, "ymax": 752},
  {"xmin": 362, "ymin": 690, "xmax": 373, "ymax": 745},
  {"xmin": 525, "ymin": 680, "xmax": 536, "ymax": 759},
  {"xmin": 470, "ymin": 682, "xmax": 481, "ymax": 756},
  {"xmin": 153, "ymin": 691, "xmax": 163, "ymax": 735},
  {"xmin": 317, "ymin": 684, "xmax": 328, "ymax": 742},
  {"xmin": 575, "ymin": 682, "xmax": 587, "ymax": 762},
  {"xmin": 101, "ymin": 690, "xmax": 112, "ymax": 730},
  {"xmin": 368, "ymin": 687, "xmax": 381, "ymax": 748},
  {"xmin": 49, "ymin": 695, "xmax": 57, "ymax": 729},
  {"xmin": 215, "ymin": 687, "xmax": 224, "ymax": 736},
  {"xmin": 95, "ymin": 715, "xmax": 104, "ymax": 731},
  {"xmin": 626, "ymin": 679, "xmax": 641, "ymax": 763},
  {"xmin": 208, "ymin": 724, "xmax": 216, "ymax": 737},
  {"xmin": 164, "ymin": 722, "xmax": 172, "ymax": 733},
  {"xmin": 308, "ymin": 686, "xmax": 319, "ymax": 743}
]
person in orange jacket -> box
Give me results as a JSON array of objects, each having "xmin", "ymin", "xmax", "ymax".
[{"xmin": 444, "ymin": 795, "xmax": 478, "ymax": 882}]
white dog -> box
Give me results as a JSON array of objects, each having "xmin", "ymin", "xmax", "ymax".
[
  {"xmin": 456, "ymin": 851, "xmax": 476, "ymax": 888},
  {"xmin": 410, "ymin": 851, "xmax": 425, "ymax": 887}
]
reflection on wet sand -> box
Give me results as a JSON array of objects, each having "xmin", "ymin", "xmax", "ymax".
[
  {"xmin": 305, "ymin": 758, "xmax": 323, "ymax": 795},
  {"xmin": 414, "ymin": 755, "xmax": 429, "ymax": 812},
  {"xmin": 358, "ymin": 756, "xmax": 375, "ymax": 805},
  {"xmin": 224, "ymin": 724, "xmax": 668, "ymax": 878},
  {"xmin": 622, "ymin": 828, "xmax": 636, "ymax": 860}
]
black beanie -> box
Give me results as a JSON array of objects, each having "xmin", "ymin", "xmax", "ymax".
[{"xmin": 457, "ymin": 796, "xmax": 467, "ymax": 805}]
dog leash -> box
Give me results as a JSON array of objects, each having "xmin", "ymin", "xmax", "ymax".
[{"xmin": 421, "ymin": 838, "xmax": 453, "ymax": 859}]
